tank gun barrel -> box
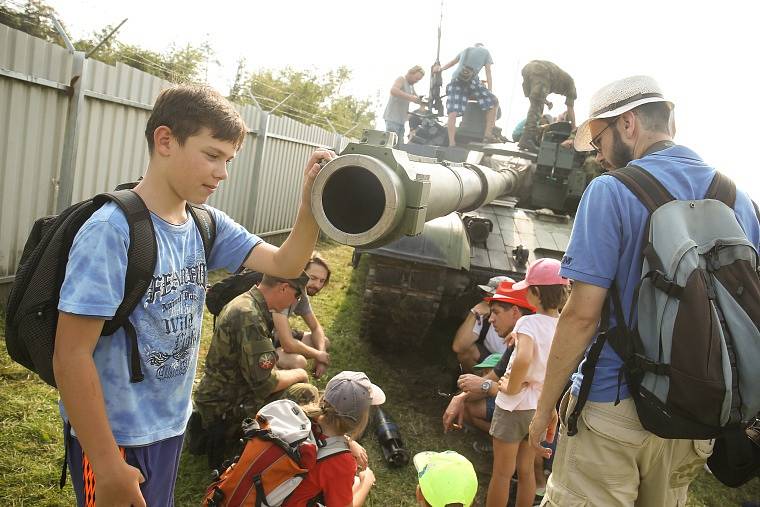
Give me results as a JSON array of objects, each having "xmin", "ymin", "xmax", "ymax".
[{"xmin": 310, "ymin": 131, "xmax": 529, "ymax": 249}]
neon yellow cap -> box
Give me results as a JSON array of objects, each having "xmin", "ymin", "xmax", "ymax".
[{"xmin": 413, "ymin": 451, "xmax": 477, "ymax": 507}]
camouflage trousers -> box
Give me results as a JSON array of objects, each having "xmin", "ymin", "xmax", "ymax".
[
  {"xmin": 186, "ymin": 382, "xmax": 319, "ymax": 470},
  {"xmin": 520, "ymin": 76, "xmax": 551, "ymax": 148}
]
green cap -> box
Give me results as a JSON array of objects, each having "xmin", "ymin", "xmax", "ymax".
[
  {"xmin": 474, "ymin": 353, "xmax": 502, "ymax": 370},
  {"xmin": 413, "ymin": 451, "xmax": 477, "ymax": 507},
  {"xmin": 271, "ymin": 271, "xmax": 309, "ymax": 296}
]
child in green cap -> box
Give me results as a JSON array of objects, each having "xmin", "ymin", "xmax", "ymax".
[{"xmin": 413, "ymin": 450, "xmax": 478, "ymax": 507}]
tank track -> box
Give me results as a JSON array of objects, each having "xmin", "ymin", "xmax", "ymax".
[{"xmin": 360, "ymin": 254, "xmax": 448, "ymax": 350}]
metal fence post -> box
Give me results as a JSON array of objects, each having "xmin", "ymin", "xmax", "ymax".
[
  {"xmin": 56, "ymin": 51, "xmax": 86, "ymax": 212},
  {"xmin": 245, "ymin": 111, "xmax": 270, "ymax": 230}
]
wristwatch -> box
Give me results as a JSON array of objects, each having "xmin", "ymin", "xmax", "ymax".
[{"xmin": 481, "ymin": 380, "xmax": 493, "ymax": 393}]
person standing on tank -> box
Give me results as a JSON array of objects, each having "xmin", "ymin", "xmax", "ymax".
[
  {"xmin": 383, "ymin": 65, "xmax": 426, "ymax": 146},
  {"xmin": 518, "ymin": 60, "xmax": 576, "ymax": 152},
  {"xmin": 433, "ymin": 43, "xmax": 500, "ymax": 147}
]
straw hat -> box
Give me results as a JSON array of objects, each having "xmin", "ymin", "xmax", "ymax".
[{"xmin": 574, "ymin": 75, "xmax": 673, "ymax": 151}]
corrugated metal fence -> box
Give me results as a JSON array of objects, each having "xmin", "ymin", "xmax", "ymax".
[{"xmin": 0, "ymin": 24, "xmax": 352, "ymax": 288}]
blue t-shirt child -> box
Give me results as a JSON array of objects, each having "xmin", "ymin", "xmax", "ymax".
[
  {"xmin": 58, "ymin": 202, "xmax": 260, "ymax": 446},
  {"xmin": 561, "ymin": 143, "xmax": 760, "ymax": 403}
]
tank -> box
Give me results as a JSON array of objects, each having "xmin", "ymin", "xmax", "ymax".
[{"xmin": 310, "ymin": 125, "xmax": 594, "ymax": 349}]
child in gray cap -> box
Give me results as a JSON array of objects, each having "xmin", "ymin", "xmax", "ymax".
[{"xmin": 284, "ymin": 371, "xmax": 386, "ymax": 507}]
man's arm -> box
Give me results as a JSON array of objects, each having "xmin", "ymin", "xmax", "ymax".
[
  {"xmin": 443, "ymin": 370, "xmax": 499, "ymax": 432},
  {"xmin": 272, "ymin": 367, "xmax": 309, "ymax": 392},
  {"xmin": 529, "ymin": 281, "xmax": 607, "ymax": 455},
  {"xmin": 435, "ymin": 55, "xmax": 460, "ymax": 72},
  {"xmin": 484, "ymin": 63, "xmax": 493, "ymax": 91},
  {"xmin": 452, "ymin": 302, "xmax": 488, "ymax": 354},
  {"xmin": 242, "ymin": 149, "xmax": 335, "ymax": 278},
  {"xmin": 565, "ymin": 104, "xmax": 576, "ymax": 126},
  {"xmin": 458, "ymin": 370, "xmax": 499, "ymax": 401},
  {"xmin": 53, "ymin": 313, "xmax": 146, "ymax": 507},
  {"xmin": 301, "ymin": 311, "xmax": 327, "ymax": 352},
  {"xmin": 272, "ymin": 313, "xmax": 329, "ymax": 363},
  {"xmin": 390, "ymin": 76, "xmax": 421, "ymax": 104}
]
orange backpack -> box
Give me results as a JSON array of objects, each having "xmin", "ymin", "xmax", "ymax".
[{"xmin": 203, "ymin": 400, "xmax": 348, "ymax": 507}]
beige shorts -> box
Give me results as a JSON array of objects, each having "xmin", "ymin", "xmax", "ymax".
[
  {"xmin": 489, "ymin": 406, "xmax": 535, "ymax": 443},
  {"xmin": 541, "ymin": 393, "xmax": 713, "ymax": 506}
]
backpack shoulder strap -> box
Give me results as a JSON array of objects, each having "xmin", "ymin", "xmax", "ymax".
[
  {"xmin": 609, "ymin": 165, "xmax": 674, "ymax": 213},
  {"xmin": 96, "ymin": 190, "xmax": 157, "ymax": 327},
  {"xmin": 187, "ymin": 203, "xmax": 217, "ymax": 261},
  {"xmin": 475, "ymin": 318, "xmax": 490, "ymax": 345},
  {"xmin": 317, "ymin": 435, "xmax": 351, "ymax": 461},
  {"xmin": 94, "ymin": 190, "xmax": 156, "ymax": 383},
  {"xmin": 705, "ymin": 171, "xmax": 737, "ymax": 209}
]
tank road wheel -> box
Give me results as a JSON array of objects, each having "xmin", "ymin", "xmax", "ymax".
[{"xmin": 360, "ymin": 255, "xmax": 447, "ymax": 352}]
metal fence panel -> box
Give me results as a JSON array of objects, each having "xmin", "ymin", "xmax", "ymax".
[
  {"xmin": 0, "ymin": 25, "xmax": 71, "ymax": 279},
  {"xmin": 251, "ymin": 114, "xmax": 336, "ymax": 234},
  {"xmin": 72, "ymin": 59, "xmax": 168, "ymax": 202},
  {"xmin": 205, "ymin": 104, "xmax": 263, "ymax": 231},
  {"xmin": 0, "ymin": 24, "xmax": 348, "ymax": 287}
]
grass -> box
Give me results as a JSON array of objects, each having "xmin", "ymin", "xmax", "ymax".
[{"xmin": 1, "ymin": 239, "xmax": 760, "ymax": 506}]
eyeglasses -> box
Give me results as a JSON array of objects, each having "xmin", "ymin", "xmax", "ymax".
[
  {"xmin": 286, "ymin": 283, "xmax": 302, "ymax": 300},
  {"xmin": 589, "ymin": 117, "xmax": 618, "ymax": 152}
]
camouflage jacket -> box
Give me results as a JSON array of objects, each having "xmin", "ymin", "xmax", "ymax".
[
  {"xmin": 194, "ymin": 287, "xmax": 279, "ymax": 425},
  {"xmin": 522, "ymin": 60, "xmax": 577, "ymax": 103}
]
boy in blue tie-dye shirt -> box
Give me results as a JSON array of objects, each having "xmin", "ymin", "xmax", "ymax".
[{"xmin": 54, "ymin": 84, "xmax": 334, "ymax": 507}]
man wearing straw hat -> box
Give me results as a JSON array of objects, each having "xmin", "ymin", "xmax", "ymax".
[{"xmin": 528, "ymin": 75, "xmax": 760, "ymax": 505}]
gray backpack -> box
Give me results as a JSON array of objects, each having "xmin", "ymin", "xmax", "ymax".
[{"xmin": 568, "ymin": 166, "xmax": 760, "ymax": 440}]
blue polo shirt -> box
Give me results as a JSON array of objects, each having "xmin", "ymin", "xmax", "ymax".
[{"xmin": 562, "ymin": 143, "xmax": 760, "ymax": 402}]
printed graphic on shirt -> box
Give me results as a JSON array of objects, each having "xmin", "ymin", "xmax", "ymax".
[{"xmin": 142, "ymin": 256, "xmax": 208, "ymax": 381}]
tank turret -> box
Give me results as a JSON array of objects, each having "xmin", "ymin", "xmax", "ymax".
[
  {"xmin": 311, "ymin": 130, "xmax": 532, "ymax": 249},
  {"xmin": 310, "ymin": 129, "xmax": 592, "ymax": 350}
]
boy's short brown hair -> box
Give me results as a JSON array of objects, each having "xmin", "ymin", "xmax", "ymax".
[{"xmin": 145, "ymin": 84, "xmax": 247, "ymax": 154}]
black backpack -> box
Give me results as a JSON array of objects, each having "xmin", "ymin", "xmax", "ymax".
[
  {"xmin": 205, "ymin": 270, "xmax": 263, "ymax": 327},
  {"xmin": 4, "ymin": 184, "xmax": 216, "ymax": 387}
]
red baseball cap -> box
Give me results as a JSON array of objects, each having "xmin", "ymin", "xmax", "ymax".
[
  {"xmin": 512, "ymin": 258, "xmax": 569, "ymax": 290},
  {"xmin": 484, "ymin": 281, "xmax": 536, "ymax": 312}
]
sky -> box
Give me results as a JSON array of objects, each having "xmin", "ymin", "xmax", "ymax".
[{"xmin": 38, "ymin": 0, "xmax": 759, "ymax": 199}]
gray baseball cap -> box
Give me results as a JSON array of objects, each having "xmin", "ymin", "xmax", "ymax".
[
  {"xmin": 323, "ymin": 371, "xmax": 386, "ymax": 422},
  {"xmin": 477, "ymin": 275, "xmax": 515, "ymax": 294}
]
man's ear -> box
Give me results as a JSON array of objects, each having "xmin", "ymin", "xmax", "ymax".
[
  {"xmin": 153, "ymin": 125, "xmax": 174, "ymax": 157},
  {"xmin": 620, "ymin": 110, "xmax": 638, "ymax": 139}
]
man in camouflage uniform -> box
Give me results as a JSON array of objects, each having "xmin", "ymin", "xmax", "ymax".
[
  {"xmin": 189, "ymin": 272, "xmax": 318, "ymax": 469},
  {"xmin": 519, "ymin": 60, "xmax": 577, "ymax": 152}
]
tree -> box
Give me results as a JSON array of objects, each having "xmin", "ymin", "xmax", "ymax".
[
  {"xmin": 2, "ymin": 0, "xmax": 376, "ymax": 131},
  {"xmin": 0, "ymin": 0, "xmax": 61, "ymax": 43},
  {"xmin": 1, "ymin": 1, "xmax": 207, "ymax": 83},
  {"xmin": 235, "ymin": 66, "xmax": 376, "ymax": 136}
]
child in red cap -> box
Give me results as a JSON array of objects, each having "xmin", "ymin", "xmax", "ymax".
[{"xmin": 485, "ymin": 258, "xmax": 569, "ymax": 507}]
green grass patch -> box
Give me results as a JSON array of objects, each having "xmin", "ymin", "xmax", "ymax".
[{"xmin": 1, "ymin": 241, "xmax": 760, "ymax": 505}]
